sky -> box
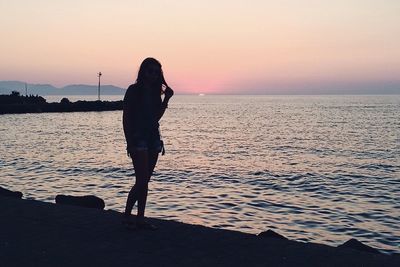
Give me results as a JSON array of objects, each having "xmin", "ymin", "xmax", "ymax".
[{"xmin": 1, "ymin": 0, "xmax": 399, "ymax": 94}]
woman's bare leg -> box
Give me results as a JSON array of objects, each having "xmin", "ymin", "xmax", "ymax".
[
  {"xmin": 137, "ymin": 150, "xmax": 159, "ymax": 221},
  {"xmin": 148, "ymin": 150, "xmax": 159, "ymax": 179},
  {"xmin": 124, "ymin": 183, "xmax": 137, "ymax": 217},
  {"xmin": 123, "ymin": 149, "xmax": 159, "ymax": 224},
  {"xmin": 131, "ymin": 149, "xmax": 150, "ymax": 219}
]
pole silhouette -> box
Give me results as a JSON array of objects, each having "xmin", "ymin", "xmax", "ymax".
[{"xmin": 97, "ymin": 72, "xmax": 102, "ymax": 101}]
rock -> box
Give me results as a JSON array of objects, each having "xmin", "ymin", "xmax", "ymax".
[
  {"xmin": 55, "ymin": 195, "xmax": 105, "ymax": 210},
  {"xmin": 258, "ymin": 229, "xmax": 288, "ymax": 240},
  {"xmin": 0, "ymin": 186, "xmax": 23, "ymax": 199},
  {"xmin": 337, "ymin": 238, "xmax": 381, "ymax": 254}
]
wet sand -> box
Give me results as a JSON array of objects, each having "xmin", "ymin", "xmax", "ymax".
[{"xmin": 1, "ymin": 196, "xmax": 398, "ymax": 267}]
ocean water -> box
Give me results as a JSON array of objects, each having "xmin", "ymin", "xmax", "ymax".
[{"xmin": 1, "ymin": 95, "xmax": 399, "ymax": 253}]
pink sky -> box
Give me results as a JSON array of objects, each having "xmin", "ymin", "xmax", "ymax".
[{"xmin": 1, "ymin": 0, "xmax": 399, "ymax": 94}]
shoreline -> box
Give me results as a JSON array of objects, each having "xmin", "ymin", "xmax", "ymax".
[{"xmin": 1, "ymin": 196, "xmax": 399, "ymax": 266}]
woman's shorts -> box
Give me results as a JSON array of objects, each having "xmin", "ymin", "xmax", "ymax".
[
  {"xmin": 128, "ymin": 130, "xmax": 163, "ymax": 155},
  {"xmin": 132, "ymin": 138, "xmax": 163, "ymax": 152}
]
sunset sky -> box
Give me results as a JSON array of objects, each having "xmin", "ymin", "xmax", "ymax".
[{"xmin": 1, "ymin": 0, "xmax": 399, "ymax": 94}]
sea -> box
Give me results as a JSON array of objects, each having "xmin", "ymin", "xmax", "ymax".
[{"xmin": 1, "ymin": 94, "xmax": 399, "ymax": 253}]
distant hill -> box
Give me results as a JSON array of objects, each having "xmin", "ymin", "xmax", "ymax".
[{"xmin": 0, "ymin": 81, "xmax": 126, "ymax": 95}]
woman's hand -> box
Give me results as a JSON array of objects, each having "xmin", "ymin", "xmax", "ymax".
[
  {"xmin": 161, "ymin": 71, "xmax": 174, "ymax": 99},
  {"xmin": 159, "ymin": 85, "xmax": 173, "ymax": 119},
  {"xmin": 164, "ymin": 86, "xmax": 174, "ymax": 100}
]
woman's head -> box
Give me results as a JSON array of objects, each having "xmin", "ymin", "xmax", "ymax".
[{"xmin": 136, "ymin": 57, "xmax": 165, "ymax": 93}]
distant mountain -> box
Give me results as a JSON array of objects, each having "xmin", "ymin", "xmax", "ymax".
[
  {"xmin": 60, "ymin": 84, "xmax": 126, "ymax": 95},
  {"xmin": 0, "ymin": 81, "xmax": 126, "ymax": 95}
]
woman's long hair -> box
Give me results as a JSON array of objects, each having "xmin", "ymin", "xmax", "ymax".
[{"xmin": 136, "ymin": 57, "xmax": 164, "ymax": 95}]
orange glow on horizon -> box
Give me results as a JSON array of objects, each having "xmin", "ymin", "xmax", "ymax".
[{"xmin": 0, "ymin": 1, "xmax": 399, "ymax": 94}]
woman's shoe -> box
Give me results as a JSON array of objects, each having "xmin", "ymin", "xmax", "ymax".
[{"xmin": 122, "ymin": 214, "xmax": 136, "ymax": 229}]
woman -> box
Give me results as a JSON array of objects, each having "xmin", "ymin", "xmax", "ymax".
[{"xmin": 122, "ymin": 57, "xmax": 174, "ymax": 229}]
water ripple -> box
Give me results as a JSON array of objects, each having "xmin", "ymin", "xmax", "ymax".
[{"xmin": 1, "ymin": 95, "xmax": 399, "ymax": 253}]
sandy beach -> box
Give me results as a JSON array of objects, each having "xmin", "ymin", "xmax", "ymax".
[{"xmin": 1, "ymin": 195, "xmax": 398, "ymax": 267}]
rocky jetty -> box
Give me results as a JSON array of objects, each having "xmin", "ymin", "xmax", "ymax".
[{"xmin": 0, "ymin": 91, "xmax": 122, "ymax": 114}]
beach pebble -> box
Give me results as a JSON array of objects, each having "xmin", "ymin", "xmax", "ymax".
[
  {"xmin": 55, "ymin": 194, "xmax": 105, "ymax": 210},
  {"xmin": 258, "ymin": 229, "xmax": 288, "ymax": 240},
  {"xmin": 337, "ymin": 238, "xmax": 381, "ymax": 254},
  {"xmin": 0, "ymin": 186, "xmax": 23, "ymax": 199}
]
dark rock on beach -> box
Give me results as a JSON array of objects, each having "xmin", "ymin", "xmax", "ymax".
[
  {"xmin": 258, "ymin": 229, "xmax": 288, "ymax": 240},
  {"xmin": 0, "ymin": 91, "xmax": 122, "ymax": 114},
  {"xmin": 337, "ymin": 238, "xmax": 381, "ymax": 254},
  {"xmin": 55, "ymin": 194, "xmax": 105, "ymax": 210},
  {"xmin": 0, "ymin": 186, "xmax": 23, "ymax": 199}
]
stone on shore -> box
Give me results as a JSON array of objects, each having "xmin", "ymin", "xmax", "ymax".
[
  {"xmin": 337, "ymin": 238, "xmax": 381, "ymax": 254},
  {"xmin": 0, "ymin": 186, "xmax": 23, "ymax": 199},
  {"xmin": 258, "ymin": 229, "xmax": 288, "ymax": 240},
  {"xmin": 55, "ymin": 194, "xmax": 105, "ymax": 210}
]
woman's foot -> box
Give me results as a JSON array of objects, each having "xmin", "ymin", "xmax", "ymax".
[{"xmin": 122, "ymin": 214, "xmax": 136, "ymax": 227}]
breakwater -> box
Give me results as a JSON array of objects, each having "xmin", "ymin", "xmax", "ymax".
[{"xmin": 0, "ymin": 92, "xmax": 122, "ymax": 114}]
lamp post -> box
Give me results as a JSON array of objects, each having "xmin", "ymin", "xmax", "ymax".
[{"xmin": 97, "ymin": 72, "xmax": 102, "ymax": 101}]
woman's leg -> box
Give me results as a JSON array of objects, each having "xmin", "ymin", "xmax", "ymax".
[
  {"xmin": 124, "ymin": 183, "xmax": 137, "ymax": 217},
  {"xmin": 131, "ymin": 149, "xmax": 150, "ymax": 220},
  {"xmin": 123, "ymin": 148, "xmax": 159, "ymax": 223},
  {"xmin": 148, "ymin": 150, "xmax": 159, "ymax": 179},
  {"xmin": 136, "ymin": 149, "xmax": 159, "ymax": 221},
  {"xmin": 124, "ymin": 149, "xmax": 149, "ymax": 218}
]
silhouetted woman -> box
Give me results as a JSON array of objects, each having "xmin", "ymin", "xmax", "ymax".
[{"xmin": 122, "ymin": 57, "xmax": 174, "ymax": 229}]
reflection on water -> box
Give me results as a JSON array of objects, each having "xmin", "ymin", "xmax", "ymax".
[{"xmin": 1, "ymin": 95, "xmax": 399, "ymax": 253}]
